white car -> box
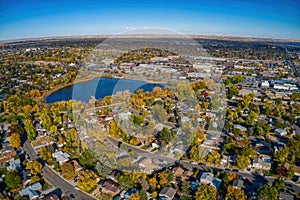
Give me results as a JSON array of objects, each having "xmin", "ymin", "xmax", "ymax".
[
  {"xmin": 190, "ymin": 161, "xmax": 198, "ymax": 165},
  {"xmin": 74, "ymin": 186, "xmax": 80, "ymax": 190}
]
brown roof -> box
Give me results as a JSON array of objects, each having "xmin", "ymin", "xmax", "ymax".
[
  {"xmin": 42, "ymin": 194, "xmax": 60, "ymax": 200},
  {"xmin": 283, "ymin": 162, "xmax": 300, "ymax": 174},
  {"xmin": 68, "ymin": 160, "xmax": 82, "ymax": 172},
  {"xmin": 173, "ymin": 167, "xmax": 184, "ymax": 176},
  {"xmin": 0, "ymin": 151, "xmax": 16, "ymax": 163},
  {"xmin": 102, "ymin": 180, "xmax": 120, "ymax": 195}
]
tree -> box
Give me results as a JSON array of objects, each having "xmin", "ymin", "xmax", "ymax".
[
  {"xmin": 39, "ymin": 146, "xmax": 52, "ymax": 163},
  {"xmin": 129, "ymin": 193, "xmax": 141, "ymax": 200},
  {"xmin": 117, "ymin": 173, "xmax": 134, "ymax": 190},
  {"xmin": 61, "ymin": 162, "xmax": 76, "ymax": 180},
  {"xmin": 272, "ymin": 178, "xmax": 285, "ymax": 191},
  {"xmin": 225, "ymin": 185, "xmax": 246, "ymax": 200},
  {"xmin": 227, "ymin": 85, "xmax": 239, "ymax": 99},
  {"xmin": 219, "ymin": 173, "xmax": 229, "ymax": 196},
  {"xmin": 157, "ymin": 127, "xmax": 173, "ymax": 143},
  {"xmin": 5, "ymin": 170, "xmax": 21, "ymax": 190},
  {"xmin": 77, "ymin": 170, "xmax": 98, "ymax": 193},
  {"xmin": 287, "ymin": 166, "xmax": 295, "ymax": 178},
  {"xmin": 206, "ymin": 150, "xmax": 221, "ymax": 165},
  {"xmin": 98, "ymin": 192, "xmax": 113, "ymax": 200},
  {"xmin": 274, "ymin": 147, "xmax": 289, "ymax": 163},
  {"xmin": 139, "ymin": 189, "xmax": 147, "ymax": 200},
  {"xmin": 50, "ymin": 125, "xmax": 58, "ymax": 134},
  {"xmin": 109, "ymin": 120, "xmax": 121, "ymax": 139},
  {"xmin": 246, "ymin": 110, "xmax": 258, "ymax": 126},
  {"xmin": 152, "ymin": 104, "xmax": 168, "ymax": 123},
  {"xmin": 129, "ymin": 136, "xmax": 140, "ymax": 146},
  {"xmin": 240, "ymin": 146, "xmax": 254, "ymax": 157},
  {"xmin": 39, "ymin": 110, "xmax": 53, "ymax": 130},
  {"xmin": 10, "ymin": 132, "xmax": 21, "ymax": 148},
  {"xmin": 148, "ymin": 177, "xmax": 157, "ymax": 191},
  {"xmin": 231, "ymin": 75, "xmax": 245, "ymax": 84},
  {"xmin": 95, "ymin": 162, "xmax": 112, "ymax": 177},
  {"xmin": 235, "ymin": 155, "xmax": 250, "ymax": 169},
  {"xmin": 26, "ymin": 160, "xmax": 42, "ymax": 175},
  {"xmin": 195, "ymin": 184, "xmax": 216, "ymax": 200},
  {"xmin": 131, "ymin": 113, "xmax": 144, "ymax": 126},
  {"xmin": 24, "ymin": 119, "xmax": 36, "ymax": 141},
  {"xmin": 257, "ymin": 184, "xmax": 278, "ymax": 200},
  {"xmin": 14, "ymin": 196, "xmax": 30, "ymax": 200},
  {"xmin": 158, "ymin": 171, "xmax": 173, "ymax": 187},
  {"xmin": 189, "ymin": 145, "xmax": 200, "ymax": 161},
  {"xmin": 79, "ymin": 149, "xmax": 97, "ymax": 168},
  {"xmin": 193, "ymin": 131, "xmax": 206, "ymax": 144},
  {"xmin": 181, "ymin": 181, "xmax": 191, "ymax": 195}
]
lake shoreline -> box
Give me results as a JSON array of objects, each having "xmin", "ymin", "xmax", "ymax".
[{"xmin": 42, "ymin": 74, "xmax": 168, "ymax": 103}]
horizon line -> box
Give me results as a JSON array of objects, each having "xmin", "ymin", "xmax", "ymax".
[{"xmin": 1, "ymin": 33, "xmax": 300, "ymax": 43}]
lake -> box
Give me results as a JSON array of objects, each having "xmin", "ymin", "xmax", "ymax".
[{"xmin": 45, "ymin": 77, "xmax": 164, "ymax": 103}]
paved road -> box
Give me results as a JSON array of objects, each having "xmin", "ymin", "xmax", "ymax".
[
  {"xmin": 106, "ymin": 136, "xmax": 177, "ymax": 164},
  {"xmin": 42, "ymin": 166, "xmax": 95, "ymax": 200},
  {"xmin": 106, "ymin": 136, "xmax": 300, "ymax": 194},
  {"xmin": 23, "ymin": 140, "xmax": 39, "ymax": 161},
  {"xmin": 180, "ymin": 160, "xmax": 300, "ymax": 194},
  {"xmin": 22, "ymin": 140, "xmax": 96, "ymax": 200}
]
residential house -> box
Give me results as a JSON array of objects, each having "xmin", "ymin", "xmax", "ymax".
[
  {"xmin": 52, "ymin": 151, "xmax": 70, "ymax": 165},
  {"xmin": 67, "ymin": 160, "xmax": 83, "ymax": 173},
  {"xmin": 19, "ymin": 182, "xmax": 42, "ymax": 200},
  {"xmin": 159, "ymin": 187, "xmax": 176, "ymax": 200},
  {"xmin": 172, "ymin": 166, "xmax": 184, "ymax": 178},
  {"xmin": 108, "ymin": 170, "xmax": 120, "ymax": 181},
  {"xmin": 42, "ymin": 194, "xmax": 60, "ymax": 200},
  {"xmin": 274, "ymin": 129, "xmax": 288, "ymax": 137},
  {"xmin": 138, "ymin": 158, "xmax": 161, "ymax": 174},
  {"xmin": 283, "ymin": 162, "xmax": 300, "ymax": 177},
  {"xmin": 232, "ymin": 179, "xmax": 244, "ymax": 189},
  {"xmin": 101, "ymin": 180, "xmax": 121, "ymax": 196},
  {"xmin": 252, "ymin": 157, "xmax": 271, "ymax": 170},
  {"xmin": 221, "ymin": 155, "xmax": 229, "ymax": 167},
  {"xmin": 0, "ymin": 150, "xmax": 16, "ymax": 165},
  {"xmin": 22, "ymin": 169, "xmax": 31, "ymax": 186},
  {"xmin": 172, "ymin": 166, "xmax": 192, "ymax": 181},
  {"xmin": 233, "ymin": 124, "xmax": 247, "ymax": 132},
  {"xmin": 261, "ymin": 81, "xmax": 270, "ymax": 88},
  {"xmin": 7, "ymin": 158, "xmax": 22, "ymax": 171},
  {"xmin": 254, "ymin": 140, "xmax": 272, "ymax": 155},
  {"xmin": 33, "ymin": 136, "xmax": 54, "ymax": 151},
  {"xmin": 198, "ymin": 172, "xmax": 222, "ymax": 189},
  {"xmin": 152, "ymin": 140, "xmax": 162, "ymax": 149},
  {"xmin": 124, "ymin": 188, "xmax": 140, "ymax": 200},
  {"xmin": 279, "ymin": 192, "xmax": 294, "ymax": 200}
]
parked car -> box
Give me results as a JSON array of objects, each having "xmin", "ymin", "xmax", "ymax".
[{"xmin": 69, "ymin": 194, "xmax": 75, "ymax": 200}]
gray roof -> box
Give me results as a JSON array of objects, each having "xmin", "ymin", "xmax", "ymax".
[
  {"xmin": 279, "ymin": 192, "xmax": 294, "ymax": 200},
  {"xmin": 19, "ymin": 188, "xmax": 39, "ymax": 200},
  {"xmin": 159, "ymin": 187, "xmax": 176, "ymax": 199},
  {"xmin": 7, "ymin": 158, "xmax": 21, "ymax": 171},
  {"xmin": 253, "ymin": 157, "xmax": 271, "ymax": 168},
  {"xmin": 232, "ymin": 179, "xmax": 244, "ymax": 189},
  {"xmin": 199, "ymin": 172, "xmax": 214, "ymax": 182}
]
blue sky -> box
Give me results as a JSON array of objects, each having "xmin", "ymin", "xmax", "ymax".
[{"xmin": 0, "ymin": 0, "xmax": 299, "ymax": 40}]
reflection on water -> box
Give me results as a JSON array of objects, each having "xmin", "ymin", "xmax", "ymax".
[{"xmin": 45, "ymin": 78, "xmax": 164, "ymax": 103}]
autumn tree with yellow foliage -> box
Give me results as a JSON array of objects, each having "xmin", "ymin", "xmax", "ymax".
[
  {"xmin": 26, "ymin": 160, "xmax": 42, "ymax": 175},
  {"xmin": 77, "ymin": 170, "xmax": 98, "ymax": 193},
  {"xmin": 225, "ymin": 185, "xmax": 247, "ymax": 200},
  {"xmin": 10, "ymin": 133, "xmax": 21, "ymax": 148}
]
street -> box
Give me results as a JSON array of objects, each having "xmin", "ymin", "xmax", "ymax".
[{"xmin": 22, "ymin": 140, "xmax": 96, "ymax": 200}]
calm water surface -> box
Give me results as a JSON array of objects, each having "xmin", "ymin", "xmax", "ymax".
[{"xmin": 45, "ymin": 78, "xmax": 164, "ymax": 103}]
